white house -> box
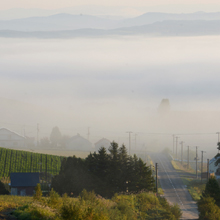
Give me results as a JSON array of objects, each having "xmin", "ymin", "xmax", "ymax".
[
  {"xmin": 0, "ymin": 128, "xmax": 26, "ymax": 149},
  {"xmin": 209, "ymin": 155, "xmax": 220, "ymax": 179},
  {"xmin": 94, "ymin": 138, "xmax": 111, "ymax": 152},
  {"xmin": 66, "ymin": 134, "xmax": 93, "ymax": 151}
]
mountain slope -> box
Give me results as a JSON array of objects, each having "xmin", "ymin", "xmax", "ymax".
[
  {"xmin": 1, "ymin": 20, "xmax": 220, "ymax": 38},
  {"xmin": 1, "ymin": 12, "xmax": 220, "ymax": 32}
]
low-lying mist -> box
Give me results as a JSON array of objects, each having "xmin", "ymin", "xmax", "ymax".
[{"xmin": 1, "ymin": 35, "xmax": 220, "ymax": 158}]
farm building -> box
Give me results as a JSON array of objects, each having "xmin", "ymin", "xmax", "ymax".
[
  {"xmin": 209, "ymin": 155, "xmax": 220, "ymax": 179},
  {"xmin": 0, "ymin": 128, "xmax": 26, "ymax": 149},
  {"xmin": 66, "ymin": 134, "xmax": 93, "ymax": 151},
  {"xmin": 94, "ymin": 138, "xmax": 111, "ymax": 151},
  {"xmin": 10, "ymin": 172, "xmax": 40, "ymax": 196}
]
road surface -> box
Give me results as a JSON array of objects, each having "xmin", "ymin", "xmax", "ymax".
[{"xmin": 150, "ymin": 153, "xmax": 199, "ymax": 220}]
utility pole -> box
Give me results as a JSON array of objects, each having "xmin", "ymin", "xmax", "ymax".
[
  {"xmin": 195, "ymin": 146, "xmax": 199, "ymax": 179},
  {"xmin": 207, "ymin": 159, "xmax": 210, "ymax": 180},
  {"xmin": 187, "ymin": 146, "xmax": 190, "ymax": 169},
  {"xmin": 23, "ymin": 124, "xmax": 26, "ymax": 137},
  {"xmin": 155, "ymin": 163, "xmax": 158, "ymax": 194},
  {"xmin": 180, "ymin": 141, "xmax": 184, "ymax": 165},
  {"xmin": 201, "ymin": 151, "xmax": 206, "ymax": 181},
  {"xmin": 134, "ymin": 133, "xmax": 138, "ymax": 149},
  {"xmin": 87, "ymin": 127, "xmax": 90, "ymax": 141},
  {"xmin": 23, "ymin": 124, "xmax": 26, "ymax": 148},
  {"xmin": 37, "ymin": 123, "xmax": 39, "ymax": 147},
  {"xmin": 127, "ymin": 131, "xmax": 133, "ymax": 155},
  {"xmin": 175, "ymin": 136, "xmax": 179, "ymax": 159},
  {"xmin": 172, "ymin": 135, "xmax": 175, "ymax": 155}
]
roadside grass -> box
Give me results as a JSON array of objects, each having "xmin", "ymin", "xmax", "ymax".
[
  {"xmin": 0, "ymin": 195, "xmax": 32, "ymax": 212},
  {"xmin": 171, "ymin": 160, "xmax": 206, "ymax": 201},
  {"xmin": 181, "ymin": 177, "xmax": 206, "ymax": 201},
  {"xmin": 171, "ymin": 160, "xmax": 195, "ymax": 175},
  {"xmin": 1, "ymin": 190, "xmax": 182, "ymax": 220}
]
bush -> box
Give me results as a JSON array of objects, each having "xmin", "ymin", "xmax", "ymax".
[
  {"xmin": 198, "ymin": 196, "xmax": 220, "ymax": 220},
  {"xmin": 79, "ymin": 189, "xmax": 98, "ymax": 203},
  {"xmin": 33, "ymin": 183, "xmax": 42, "ymax": 201},
  {"xmin": 12, "ymin": 204, "xmax": 58, "ymax": 220},
  {"xmin": 0, "ymin": 180, "xmax": 9, "ymax": 195},
  {"xmin": 61, "ymin": 201, "xmax": 108, "ymax": 220},
  {"xmin": 48, "ymin": 188, "xmax": 60, "ymax": 208},
  {"xmin": 170, "ymin": 203, "xmax": 182, "ymax": 219},
  {"xmin": 204, "ymin": 176, "xmax": 220, "ymax": 205}
]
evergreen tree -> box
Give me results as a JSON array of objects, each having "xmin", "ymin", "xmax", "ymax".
[
  {"xmin": 118, "ymin": 145, "xmax": 129, "ymax": 192},
  {"xmin": 52, "ymin": 142, "xmax": 155, "ymax": 197},
  {"xmin": 108, "ymin": 142, "xmax": 120, "ymax": 192},
  {"xmin": 204, "ymin": 176, "xmax": 220, "ymax": 205},
  {"xmin": 96, "ymin": 147, "xmax": 109, "ymax": 179},
  {"xmin": 50, "ymin": 126, "xmax": 62, "ymax": 147}
]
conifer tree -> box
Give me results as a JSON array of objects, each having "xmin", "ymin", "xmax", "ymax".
[{"xmin": 204, "ymin": 176, "xmax": 220, "ymax": 205}]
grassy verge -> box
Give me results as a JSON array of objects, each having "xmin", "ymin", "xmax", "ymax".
[
  {"xmin": 171, "ymin": 160, "xmax": 195, "ymax": 174},
  {"xmin": 171, "ymin": 160, "xmax": 206, "ymax": 201},
  {"xmin": 0, "ymin": 195, "xmax": 32, "ymax": 212},
  {"xmin": 181, "ymin": 177, "xmax": 206, "ymax": 201},
  {"xmin": 1, "ymin": 190, "xmax": 182, "ymax": 220}
]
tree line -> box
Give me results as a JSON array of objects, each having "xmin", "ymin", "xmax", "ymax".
[{"xmin": 51, "ymin": 142, "xmax": 155, "ymax": 198}]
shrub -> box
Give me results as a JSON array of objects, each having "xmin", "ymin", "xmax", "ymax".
[
  {"xmin": 61, "ymin": 201, "xmax": 108, "ymax": 220},
  {"xmin": 204, "ymin": 176, "xmax": 220, "ymax": 205},
  {"xmin": 170, "ymin": 203, "xmax": 182, "ymax": 219},
  {"xmin": 0, "ymin": 180, "xmax": 9, "ymax": 195},
  {"xmin": 79, "ymin": 189, "xmax": 98, "ymax": 204},
  {"xmin": 33, "ymin": 183, "xmax": 42, "ymax": 201},
  {"xmin": 48, "ymin": 188, "xmax": 60, "ymax": 208},
  {"xmin": 12, "ymin": 204, "xmax": 58, "ymax": 220},
  {"xmin": 198, "ymin": 196, "xmax": 220, "ymax": 220}
]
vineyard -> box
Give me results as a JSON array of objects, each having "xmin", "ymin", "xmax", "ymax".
[{"xmin": 0, "ymin": 147, "xmax": 64, "ymax": 180}]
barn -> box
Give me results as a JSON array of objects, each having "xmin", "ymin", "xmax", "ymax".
[
  {"xmin": 66, "ymin": 134, "xmax": 93, "ymax": 151},
  {"xmin": 0, "ymin": 128, "xmax": 26, "ymax": 149},
  {"xmin": 10, "ymin": 172, "xmax": 40, "ymax": 196},
  {"xmin": 94, "ymin": 138, "xmax": 111, "ymax": 151}
]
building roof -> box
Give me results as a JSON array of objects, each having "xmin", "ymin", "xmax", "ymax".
[
  {"xmin": 209, "ymin": 155, "xmax": 220, "ymax": 165},
  {"xmin": 68, "ymin": 134, "xmax": 92, "ymax": 144},
  {"xmin": 94, "ymin": 138, "xmax": 111, "ymax": 145},
  {"xmin": 10, "ymin": 173, "xmax": 40, "ymax": 187},
  {"xmin": 0, "ymin": 128, "xmax": 25, "ymax": 139}
]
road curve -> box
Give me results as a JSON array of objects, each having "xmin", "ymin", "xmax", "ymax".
[{"xmin": 150, "ymin": 153, "xmax": 199, "ymax": 220}]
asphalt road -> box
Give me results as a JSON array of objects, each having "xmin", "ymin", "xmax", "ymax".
[{"xmin": 150, "ymin": 153, "xmax": 199, "ymax": 220}]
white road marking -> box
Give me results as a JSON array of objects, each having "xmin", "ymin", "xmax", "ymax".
[{"xmin": 157, "ymin": 156, "xmax": 186, "ymax": 209}]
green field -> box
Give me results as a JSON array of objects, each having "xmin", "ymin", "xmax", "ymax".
[{"xmin": 0, "ymin": 147, "xmax": 64, "ymax": 179}]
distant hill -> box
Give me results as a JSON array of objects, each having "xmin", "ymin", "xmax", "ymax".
[
  {"xmin": 1, "ymin": 20, "xmax": 220, "ymax": 38},
  {"xmin": 0, "ymin": 13, "xmax": 121, "ymax": 31},
  {"xmin": 1, "ymin": 12, "xmax": 220, "ymax": 32},
  {"xmin": 123, "ymin": 11, "xmax": 220, "ymax": 26}
]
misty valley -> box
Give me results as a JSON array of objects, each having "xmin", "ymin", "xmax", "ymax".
[{"xmin": 1, "ymin": 9, "xmax": 220, "ymax": 220}]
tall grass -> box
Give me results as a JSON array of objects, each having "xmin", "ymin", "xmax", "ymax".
[{"xmin": 4, "ymin": 189, "xmax": 182, "ymax": 220}]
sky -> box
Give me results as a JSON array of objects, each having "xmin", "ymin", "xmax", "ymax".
[
  {"xmin": 1, "ymin": 2, "xmax": 220, "ymax": 153},
  {"xmin": 1, "ymin": 0, "xmax": 220, "ymax": 12}
]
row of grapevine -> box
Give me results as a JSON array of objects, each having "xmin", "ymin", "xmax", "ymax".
[{"xmin": 0, "ymin": 147, "xmax": 64, "ymax": 180}]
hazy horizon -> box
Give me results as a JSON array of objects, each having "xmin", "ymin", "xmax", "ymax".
[{"xmin": 1, "ymin": 35, "xmax": 220, "ymax": 156}]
